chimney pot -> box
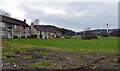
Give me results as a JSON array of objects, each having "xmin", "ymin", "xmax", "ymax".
[{"xmin": 24, "ymin": 19, "xmax": 26, "ymax": 23}]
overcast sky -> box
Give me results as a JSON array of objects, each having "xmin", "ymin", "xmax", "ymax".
[{"xmin": 0, "ymin": 0, "xmax": 118, "ymax": 32}]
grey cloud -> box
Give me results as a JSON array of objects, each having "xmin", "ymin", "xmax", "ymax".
[{"xmin": 18, "ymin": 2, "xmax": 118, "ymax": 32}]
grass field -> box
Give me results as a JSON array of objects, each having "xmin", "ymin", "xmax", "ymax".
[
  {"xmin": 2, "ymin": 36, "xmax": 119, "ymax": 69},
  {"xmin": 3, "ymin": 36, "xmax": 118, "ymax": 54}
]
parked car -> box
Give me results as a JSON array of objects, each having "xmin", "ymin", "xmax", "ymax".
[
  {"xmin": 61, "ymin": 36, "xmax": 64, "ymax": 38},
  {"xmin": 65, "ymin": 36, "xmax": 70, "ymax": 39}
]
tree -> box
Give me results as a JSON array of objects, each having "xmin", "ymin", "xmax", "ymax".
[
  {"xmin": 32, "ymin": 19, "xmax": 39, "ymax": 25},
  {"xmin": 84, "ymin": 27, "xmax": 91, "ymax": 31},
  {"xmin": 81, "ymin": 27, "xmax": 97, "ymax": 40},
  {"xmin": 0, "ymin": 9, "xmax": 11, "ymax": 17}
]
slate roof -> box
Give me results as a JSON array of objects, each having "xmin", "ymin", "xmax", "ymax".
[
  {"xmin": 33, "ymin": 25, "xmax": 61, "ymax": 33},
  {"xmin": 0, "ymin": 15, "xmax": 29, "ymax": 26}
]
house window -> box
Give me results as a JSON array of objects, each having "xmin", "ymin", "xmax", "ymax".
[
  {"xmin": 0, "ymin": 22, "xmax": 5, "ymax": 27},
  {"xmin": 17, "ymin": 31, "xmax": 19, "ymax": 36},
  {"xmin": 24, "ymin": 32, "xmax": 26, "ymax": 36},
  {"xmin": 1, "ymin": 30, "xmax": 6, "ymax": 35},
  {"xmin": 28, "ymin": 32, "xmax": 30, "ymax": 36},
  {"xmin": 20, "ymin": 25, "xmax": 23, "ymax": 29},
  {"xmin": 14, "ymin": 25, "xmax": 17, "ymax": 28},
  {"xmin": 28, "ymin": 27, "xmax": 29, "ymax": 31}
]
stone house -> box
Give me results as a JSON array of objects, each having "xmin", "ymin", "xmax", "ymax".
[
  {"xmin": 0, "ymin": 15, "xmax": 30, "ymax": 38},
  {"xmin": 30, "ymin": 25, "xmax": 62, "ymax": 39}
]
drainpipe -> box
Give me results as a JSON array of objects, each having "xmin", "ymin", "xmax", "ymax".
[{"xmin": 12, "ymin": 25, "xmax": 13, "ymax": 38}]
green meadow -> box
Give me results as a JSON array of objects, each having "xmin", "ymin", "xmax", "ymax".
[{"xmin": 3, "ymin": 36, "xmax": 118, "ymax": 54}]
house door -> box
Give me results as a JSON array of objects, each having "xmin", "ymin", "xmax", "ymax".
[
  {"xmin": 43, "ymin": 34, "xmax": 45, "ymax": 39},
  {"xmin": 46, "ymin": 33, "xmax": 48, "ymax": 39},
  {"xmin": 8, "ymin": 32, "xmax": 12, "ymax": 38},
  {"xmin": 17, "ymin": 31, "xmax": 19, "ymax": 38},
  {"xmin": 25, "ymin": 32, "xmax": 27, "ymax": 38},
  {"xmin": 40, "ymin": 35, "xmax": 42, "ymax": 38},
  {"xmin": 37, "ymin": 35, "xmax": 39, "ymax": 38}
]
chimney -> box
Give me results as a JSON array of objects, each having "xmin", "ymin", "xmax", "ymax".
[
  {"xmin": 31, "ymin": 23, "xmax": 34, "ymax": 26},
  {"xmin": 24, "ymin": 19, "xmax": 26, "ymax": 23},
  {"xmin": 107, "ymin": 24, "xmax": 108, "ymax": 32}
]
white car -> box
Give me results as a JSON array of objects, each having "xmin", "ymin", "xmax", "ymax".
[{"xmin": 61, "ymin": 36, "xmax": 64, "ymax": 38}]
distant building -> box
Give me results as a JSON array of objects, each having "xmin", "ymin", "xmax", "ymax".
[
  {"xmin": 0, "ymin": 15, "xmax": 30, "ymax": 38},
  {"xmin": 92, "ymin": 29, "xmax": 115, "ymax": 34},
  {"xmin": 77, "ymin": 29, "xmax": 117, "ymax": 35},
  {"xmin": 30, "ymin": 25, "xmax": 62, "ymax": 39}
]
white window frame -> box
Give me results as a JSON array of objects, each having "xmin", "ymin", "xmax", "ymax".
[
  {"xmin": 1, "ymin": 30, "xmax": 6, "ymax": 35},
  {"xmin": 28, "ymin": 32, "xmax": 30, "ymax": 36},
  {"xmin": 1, "ymin": 22, "xmax": 5, "ymax": 27},
  {"xmin": 20, "ymin": 25, "xmax": 23, "ymax": 29},
  {"xmin": 14, "ymin": 25, "xmax": 17, "ymax": 28},
  {"xmin": 28, "ymin": 27, "xmax": 29, "ymax": 31}
]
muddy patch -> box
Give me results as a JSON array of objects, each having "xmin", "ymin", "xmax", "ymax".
[{"xmin": 2, "ymin": 48, "xmax": 119, "ymax": 70}]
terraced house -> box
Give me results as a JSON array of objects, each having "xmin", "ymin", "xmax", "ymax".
[
  {"xmin": 30, "ymin": 25, "xmax": 62, "ymax": 39},
  {"xmin": 0, "ymin": 15, "xmax": 30, "ymax": 38}
]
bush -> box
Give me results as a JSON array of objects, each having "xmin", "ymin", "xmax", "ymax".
[
  {"xmin": 110, "ymin": 29, "xmax": 120, "ymax": 37},
  {"xmin": 81, "ymin": 31, "xmax": 97, "ymax": 40},
  {"xmin": 100, "ymin": 31, "xmax": 109, "ymax": 37}
]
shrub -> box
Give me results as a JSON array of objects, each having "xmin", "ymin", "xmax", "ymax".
[
  {"xmin": 110, "ymin": 29, "xmax": 120, "ymax": 37},
  {"xmin": 100, "ymin": 31, "xmax": 109, "ymax": 37},
  {"xmin": 81, "ymin": 30, "xmax": 97, "ymax": 40}
]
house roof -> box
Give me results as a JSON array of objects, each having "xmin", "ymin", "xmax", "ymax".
[
  {"xmin": 0, "ymin": 15, "xmax": 29, "ymax": 26},
  {"xmin": 33, "ymin": 25, "xmax": 61, "ymax": 33}
]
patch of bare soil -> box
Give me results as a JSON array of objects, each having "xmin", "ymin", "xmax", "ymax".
[{"xmin": 2, "ymin": 48, "xmax": 119, "ymax": 70}]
